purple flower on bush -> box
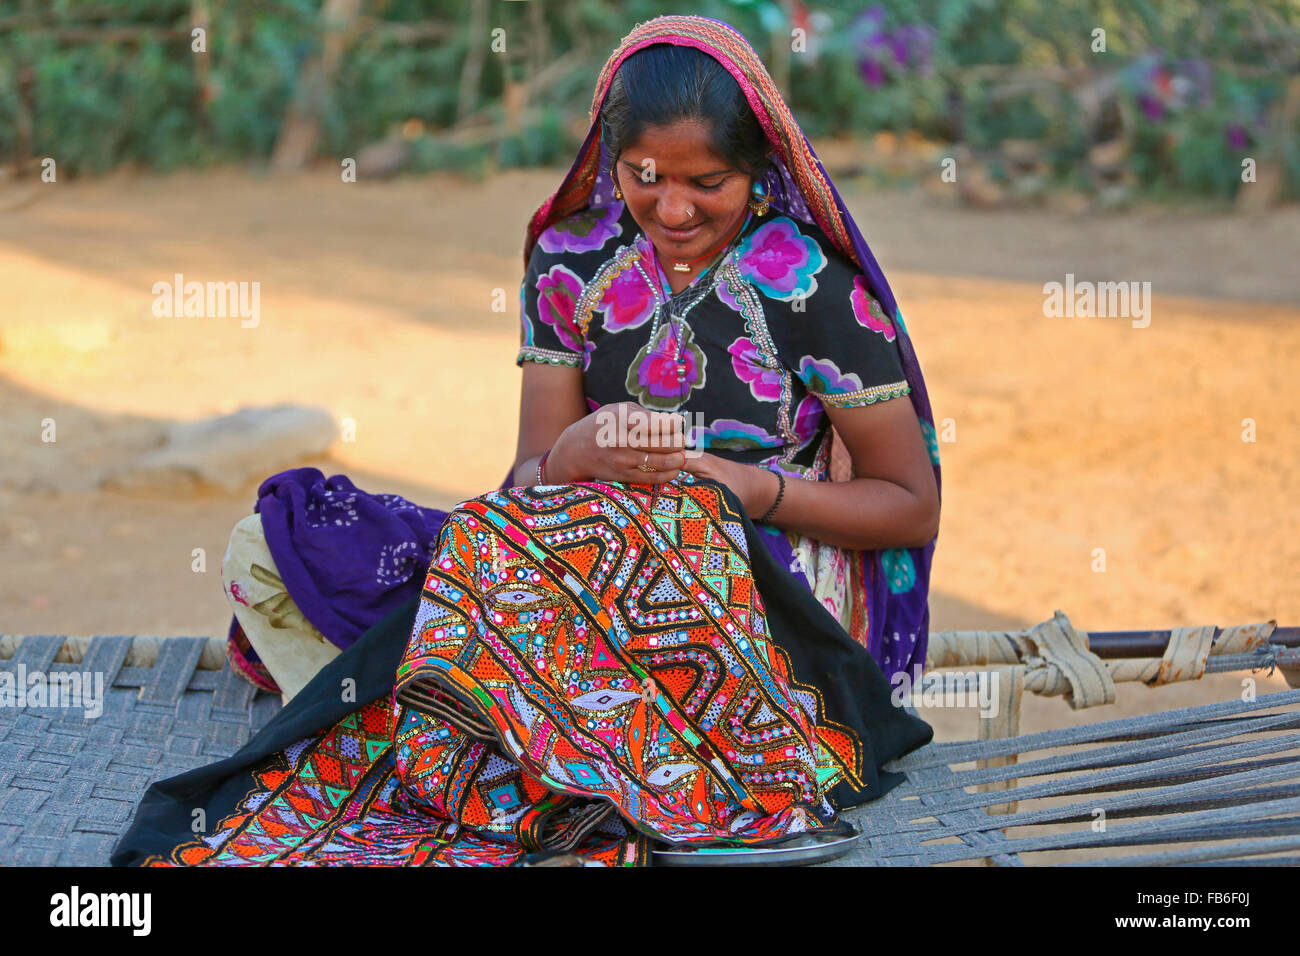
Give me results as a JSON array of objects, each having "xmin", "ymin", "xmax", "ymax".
[
  {"xmin": 1131, "ymin": 53, "xmax": 1214, "ymax": 124},
  {"xmin": 1175, "ymin": 59, "xmax": 1212, "ymax": 109},
  {"xmin": 853, "ymin": 4, "xmax": 887, "ymax": 36},
  {"xmin": 1138, "ymin": 94, "xmax": 1165, "ymax": 122},
  {"xmin": 892, "ymin": 24, "xmax": 935, "ymax": 73},
  {"xmin": 860, "ymin": 59, "xmax": 886, "ymax": 88},
  {"xmin": 1225, "ymin": 124, "xmax": 1249, "ymax": 150},
  {"xmin": 852, "ymin": 6, "xmax": 935, "ymax": 87}
]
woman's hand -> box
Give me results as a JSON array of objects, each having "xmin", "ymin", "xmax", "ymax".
[
  {"xmin": 680, "ymin": 452, "xmax": 778, "ymax": 519},
  {"xmin": 546, "ymin": 402, "xmax": 687, "ymax": 485}
]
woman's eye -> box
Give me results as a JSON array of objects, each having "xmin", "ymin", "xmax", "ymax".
[{"xmin": 696, "ymin": 180, "xmax": 725, "ymax": 191}]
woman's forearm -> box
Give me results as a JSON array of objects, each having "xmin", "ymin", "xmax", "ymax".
[
  {"xmin": 513, "ymin": 438, "xmax": 590, "ymax": 486},
  {"xmin": 513, "ymin": 454, "xmax": 543, "ymax": 487},
  {"xmin": 514, "ymin": 432, "xmax": 584, "ymax": 487},
  {"xmin": 750, "ymin": 469, "xmax": 937, "ymax": 552}
]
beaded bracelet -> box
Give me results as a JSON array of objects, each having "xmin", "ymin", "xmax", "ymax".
[
  {"xmin": 536, "ymin": 448, "xmax": 551, "ymax": 484},
  {"xmin": 758, "ymin": 470, "xmax": 786, "ymax": 523}
]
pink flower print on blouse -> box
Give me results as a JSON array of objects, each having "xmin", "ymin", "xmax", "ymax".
[
  {"xmin": 792, "ymin": 394, "xmax": 824, "ymax": 449},
  {"xmin": 734, "ymin": 216, "xmax": 826, "ymax": 301},
  {"xmin": 851, "ymin": 275, "xmax": 897, "ymax": 342},
  {"xmin": 728, "ymin": 335, "xmax": 781, "ymax": 402},
  {"xmin": 625, "ymin": 322, "xmax": 707, "ymax": 410},
  {"xmin": 537, "ymin": 202, "xmax": 624, "ymax": 254},
  {"xmin": 596, "ymin": 264, "xmax": 656, "ymax": 332},
  {"xmin": 797, "ymin": 355, "xmax": 865, "ymax": 398},
  {"xmin": 535, "ymin": 263, "xmax": 585, "ymax": 353}
]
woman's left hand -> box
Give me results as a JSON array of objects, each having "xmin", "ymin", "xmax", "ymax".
[{"xmin": 679, "ymin": 452, "xmax": 772, "ymax": 518}]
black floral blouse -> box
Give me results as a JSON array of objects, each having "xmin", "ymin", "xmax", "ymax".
[{"xmin": 516, "ymin": 200, "xmax": 911, "ymax": 481}]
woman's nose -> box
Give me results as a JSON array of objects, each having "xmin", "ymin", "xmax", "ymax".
[{"xmin": 656, "ymin": 186, "xmax": 694, "ymax": 226}]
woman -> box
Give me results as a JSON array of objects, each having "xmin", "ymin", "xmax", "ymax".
[
  {"xmin": 223, "ymin": 32, "xmax": 939, "ymax": 704},
  {"xmin": 113, "ymin": 14, "xmax": 939, "ymax": 866}
]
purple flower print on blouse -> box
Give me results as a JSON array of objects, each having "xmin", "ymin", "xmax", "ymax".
[
  {"xmin": 625, "ymin": 322, "xmax": 707, "ymax": 410},
  {"xmin": 798, "ymin": 355, "xmax": 865, "ymax": 398},
  {"xmin": 702, "ymin": 418, "xmax": 781, "ymax": 452},
  {"xmin": 535, "ymin": 263, "xmax": 585, "ymax": 353},
  {"xmin": 537, "ymin": 202, "xmax": 624, "ymax": 254},
  {"xmin": 851, "ymin": 275, "xmax": 897, "ymax": 342},
  {"xmin": 734, "ymin": 217, "xmax": 826, "ymax": 301},
  {"xmin": 596, "ymin": 264, "xmax": 656, "ymax": 332},
  {"xmin": 716, "ymin": 273, "xmax": 743, "ymax": 313},
  {"xmin": 728, "ymin": 336, "xmax": 781, "ymax": 402}
]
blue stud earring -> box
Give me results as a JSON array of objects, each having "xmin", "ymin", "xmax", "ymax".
[{"xmin": 748, "ymin": 180, "xmax": 771, "ymax": 216}]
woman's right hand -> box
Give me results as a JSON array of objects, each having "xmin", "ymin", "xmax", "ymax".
[{"xmin": 546, "ymin": 402, "xmax": 687, "ymax": 485}]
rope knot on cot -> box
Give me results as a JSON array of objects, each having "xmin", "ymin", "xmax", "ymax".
[{"xmin": 1020, "ymin": 610, "xmax": 1115, "ymax": 709}]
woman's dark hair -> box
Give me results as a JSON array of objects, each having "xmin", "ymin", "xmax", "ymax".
[{"xmin": 599, "ymin": 44, "xmax": 772, "ymax": 182}]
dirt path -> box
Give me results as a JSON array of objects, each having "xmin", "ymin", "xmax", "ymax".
[{"xmin": 1, "ymin": 168, "xmax": 1297, "ymax": 753}]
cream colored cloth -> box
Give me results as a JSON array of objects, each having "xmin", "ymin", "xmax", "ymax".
[
  {"xmin": 221, "ymin": 513, "xmax": 341, "ymax": 701},
  {"xmin": 788, "ymin": 532, "xmax": 856, "ymax": 634}
]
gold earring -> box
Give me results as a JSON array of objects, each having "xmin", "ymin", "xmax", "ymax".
[
  {"xmin": 747, "ymin": 188, "xmax": 771, "ymax": 217},
  {"xmin": 611, "ymin": 167, "xmax": 623, "ymax": 200}
]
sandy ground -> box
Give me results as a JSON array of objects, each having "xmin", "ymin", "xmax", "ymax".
[{"xmin": 1, "ymin": 166, "xmax": 1298, "ymax": 775}]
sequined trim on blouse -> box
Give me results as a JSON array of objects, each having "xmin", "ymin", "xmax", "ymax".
[
  {"xmin": 813, "ymin": 379, "xmax": 911, "ymax": 408},
  {"xmin": 517, "ymin": 345, "xmax": 584, "ymax": 368}
]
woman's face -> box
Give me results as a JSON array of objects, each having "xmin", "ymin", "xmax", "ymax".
[{"xmin": 614, "ymin": 119, "xmax": 754, "ymax": 261}]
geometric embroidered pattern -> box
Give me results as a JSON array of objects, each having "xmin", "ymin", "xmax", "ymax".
[{"xmin": 141, "ymin": 475, "xmax": 865, "ymax": 865}]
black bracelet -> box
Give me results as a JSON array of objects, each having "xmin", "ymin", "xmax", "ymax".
[{"xmin": 758, "ymin": 471, "xmax": 785, "ymax": 523}]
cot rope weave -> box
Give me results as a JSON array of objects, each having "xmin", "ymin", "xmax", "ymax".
[
  {"xmin": 3, "ymin": 631, "xmax": 1297, "ymax": 864},
  {"xmin": 920, "ymin": 612, "xmax": 1283, "ymax": 821},
  {"xmin": 0, "ymin": 633, "xmax": 228, "ymax": 670},
  {"xmin": 2, "ymin": 615, "xmax": 1280, "ymax": 693},
  {"xmin": 924, "ymin": 611, "xmax": 1278, "ymax": 701}
]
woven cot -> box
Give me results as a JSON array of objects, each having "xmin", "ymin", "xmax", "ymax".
[{"xmin": 1, "ymin": 613, "xmax": 1297, "ymax": 866}]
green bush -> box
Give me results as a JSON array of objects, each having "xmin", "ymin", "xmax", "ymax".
[{"xmin": 0, "ymin": 0, "xmax": 1293, "ymax": 200}]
